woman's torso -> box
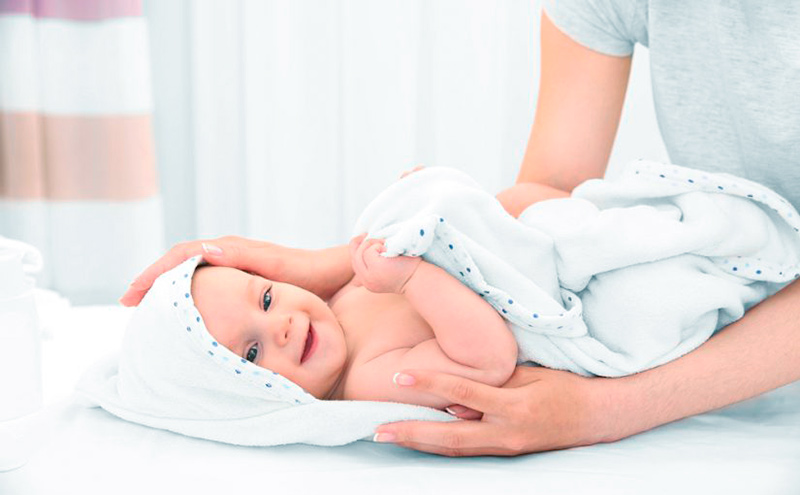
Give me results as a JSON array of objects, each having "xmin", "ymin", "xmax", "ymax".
[{"xmin": 544, "ymin": 0, "xmax": 800, "ymax": 208}]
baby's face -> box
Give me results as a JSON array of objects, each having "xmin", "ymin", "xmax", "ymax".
[{"xmin": 191, "ymin": 266, "xmax": 347, "ymax": 399}]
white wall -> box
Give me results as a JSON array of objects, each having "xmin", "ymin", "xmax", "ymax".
[{"xmin": 144, "ymin": 0, "xmax": 667, "ymax": 252}]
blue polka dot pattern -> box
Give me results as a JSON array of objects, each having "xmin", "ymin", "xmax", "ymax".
[{"xmin": 630, "ymin": 160, "xmax": 800, "ymax": 282}]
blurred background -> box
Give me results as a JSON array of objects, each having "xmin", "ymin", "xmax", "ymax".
[{"xmin": 0, "ymin": 0, "xmax": 667, "ymax": 304}]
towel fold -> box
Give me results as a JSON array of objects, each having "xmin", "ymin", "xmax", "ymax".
[{"xmin": 354, "ymin": 161, "xmax": 800, "ymax": 376}]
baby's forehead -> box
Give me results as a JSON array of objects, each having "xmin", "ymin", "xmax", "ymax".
[{"xmin": 190, "ymin": 266, "xmax": 251, "ymax": 321}]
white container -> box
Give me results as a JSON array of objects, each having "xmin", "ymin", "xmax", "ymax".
[{"xmin": 0, "ymin": 240, "xmax": 43, "ymax": 471}]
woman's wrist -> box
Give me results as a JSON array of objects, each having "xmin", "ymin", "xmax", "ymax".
[
  {"xmin": 583, "ymin": 375, "xmax": 642, "ymax": 444},
  {"xmin": 309, "ymin": 244, "xmax": 354, "ymax": 300}
]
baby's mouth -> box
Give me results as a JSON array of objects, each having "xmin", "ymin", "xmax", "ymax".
[{"xmin": 300, "ymin": 324, "xmax": 316, "ymax": 364}]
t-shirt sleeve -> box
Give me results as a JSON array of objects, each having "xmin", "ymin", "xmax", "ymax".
[{"xmin": 542, "ymin": 0, "xmax": 649, "ymax": 56}]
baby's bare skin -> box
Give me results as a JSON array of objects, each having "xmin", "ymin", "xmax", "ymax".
[
  {"xmin": 326, "ymin": 235, "xmax": 518, "ymax": 408},
  {"xmin": 326, "ymin": 281, "xmax": 439, "ymax": 401},
  {"xmin": 192, "ymin": 235, "xmax": 518, "ymax": 410}
]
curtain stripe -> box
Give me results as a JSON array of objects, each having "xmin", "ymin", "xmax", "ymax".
[
  {"xmin": 0, "ymin": 0, "xmax": 141, "ymax": 20},
  {"xmin": 0, "ymin": 15, "xmax": 151, "ymax": 114},
  {"xmin": 0, "ymin": 112, "xmax": 157, "ymax": 200}
]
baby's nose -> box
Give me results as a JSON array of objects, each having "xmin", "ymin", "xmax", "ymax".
[{"xmin": 273, "ymin": 314, "xmax": 292, "ymax": 346}]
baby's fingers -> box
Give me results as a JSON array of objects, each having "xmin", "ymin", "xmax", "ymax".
[
  {"xmin": 349, "ymin": 233, "xmax": 367, "ymax": 259},
  {"xmin": 357, "ymin": 237, "xmax": 386, "ymax": 259}
]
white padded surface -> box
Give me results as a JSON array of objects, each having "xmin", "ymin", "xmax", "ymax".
[{"xmin": 2, "ymin": 298, "xmax": 799, "ymax": 494}]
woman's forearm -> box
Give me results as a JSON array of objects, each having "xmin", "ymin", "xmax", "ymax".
[
  {"xmin": 243, "ymin": 242, "xmax": 353, "ymax": 301},
  {"xmin": 597, "ymin": 278, "xmax": 800, "ymax": 442}
]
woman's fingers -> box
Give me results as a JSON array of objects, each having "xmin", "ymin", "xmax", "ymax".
[
  {"xmin": 119, "ymin": 245, "xmax": 193, "ymax": 306},
  {"xmin": 119, "ymin": 239, "xmax": 234, "ymax": 306},
  {"xmin": 375, "ymin": 420, "xmax": 520, "ymax": 457},
  {"xmin": 400, "ymin": 164, "xmax": 425, "ymax": 179},
  {"xmin": 445, "ymin": 404, "xmax": 483, "ymax": 420},
  {"xmin": 391, "ymin": 370, "xmax": 506, "ymax": 414}
]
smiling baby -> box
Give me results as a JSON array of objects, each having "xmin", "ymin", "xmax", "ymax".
[{"xmin": 190, "ymin": 234, "xmax": 518, "ymax": 410}]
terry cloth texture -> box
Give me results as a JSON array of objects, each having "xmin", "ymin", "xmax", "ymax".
[{"xmin": 353, "ymin": 163, "xmax": 800, "ymax": 376}]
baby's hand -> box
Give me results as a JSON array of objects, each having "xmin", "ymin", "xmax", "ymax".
[{"xmin": 349, "ymin": 234, "xmax": 421, "ymax": 294}]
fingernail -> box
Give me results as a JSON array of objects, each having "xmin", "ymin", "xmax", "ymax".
[
  {"xmin": 202, "ymin": 243, "xmax": 223, "ymax": 255},
  {"xmin": 392, "ymin": 372, "xmax": 415, "ymax": 386},
  {"xmin": 373, "ymin": 432, "xmax": 396, "ymax": 443},
  {"xmin": 445, "ymin": 405, "xmax": 467, "ymax": 415}
]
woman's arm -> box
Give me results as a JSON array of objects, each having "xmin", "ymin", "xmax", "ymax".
[
  {"xmin": 496, "ymin": 11, "xmax": 631, "ymax": 216},
  {"xmin": 119, "ymin": 237, "xmax": 353, "ymax": 305},
  {"xmin": 518, "ymin": 12, "xmax": 631, "ymax": 191},
  {"xmin": 601, "ymin": 277, "xmax": 800, "ymax": 441}
]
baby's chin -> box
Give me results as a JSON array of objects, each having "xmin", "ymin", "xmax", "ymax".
[{"xmin": 315, "ymin": 365, "xmax": 347, "ymax": 401}]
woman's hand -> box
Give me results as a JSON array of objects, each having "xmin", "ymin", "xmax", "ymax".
[
  {"xmin": 119, "ymin": 236, "xmax": 349, "ymax": 306},
  {"xmin": 119, "ymin": 236, "xmax": 292, "ymax": 306},
  {"xmin": 400, "ymin": 164, "xmax": 425, "ymax": 179},
  {"xmin": 373, "ymin": 366, "xmax": 616, "ymax": 456},
  {"xmin": 349, "ymin": 234, "xmax": 421, "ymax": 294}
]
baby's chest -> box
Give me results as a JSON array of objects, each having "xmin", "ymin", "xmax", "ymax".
[{"xmin": 337, "ymin": 288, "xmax": 434, "ymax": 359}]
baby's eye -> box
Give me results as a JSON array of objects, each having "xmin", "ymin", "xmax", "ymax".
[
  {"xmin": 246, "ymin": 343, "xmax": 259, "ymax": 363},
  {"xmin": 262, "ymin": 287, "xmax": 273, "ymax": 311}
]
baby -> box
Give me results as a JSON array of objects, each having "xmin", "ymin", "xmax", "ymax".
[{"xmin": 190, "ymin": 234, "xmax": 518, "ymax": 410}]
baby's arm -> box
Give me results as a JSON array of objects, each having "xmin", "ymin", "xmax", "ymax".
[{"xmin": 347, "ymin": 237, "xmax": 517, "ymax": 408}]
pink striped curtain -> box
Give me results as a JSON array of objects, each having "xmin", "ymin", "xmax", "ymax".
[{"xmin": 0, "ymin": 0, "xmax": 164, "ymax": 303}]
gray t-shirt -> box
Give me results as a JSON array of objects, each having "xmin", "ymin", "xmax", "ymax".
[{"xmin": 543, "ymin": 0, "xmax": 800, "ymax": 209}]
